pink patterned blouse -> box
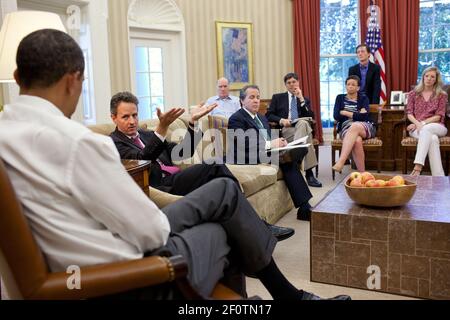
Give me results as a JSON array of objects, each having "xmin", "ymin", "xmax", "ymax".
[{"xmin": 406, "ymin": 91, "xmax": 448, "ymax": 126}]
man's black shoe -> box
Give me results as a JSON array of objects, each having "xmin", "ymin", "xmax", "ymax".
[
  {"xmin": 262, "ymin": 221, "xmax": 295, "ymax": 241},
  {"xmin": 306, "ymin": 175, "xmax": 322, "ymax": 188},
  {"xmin": 297, "ymin": 204, "xmax": 311, "ymax": 221},
  {"xmin": 300, "ymin": 290, "xmax": 351, "ymax": 300}
]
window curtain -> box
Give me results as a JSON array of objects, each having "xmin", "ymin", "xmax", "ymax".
[
  {"xmin": 360, "ymin": 0, "xmax": 420, "ymax": 96},
  {"xmin": 292, "ymin": 0, "xmax": 322, "ymax": 142}
]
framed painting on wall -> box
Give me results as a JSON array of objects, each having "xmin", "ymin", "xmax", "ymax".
[{"xmin": 215, "ymin": 21, "xmax": 254, "ymax": 90}]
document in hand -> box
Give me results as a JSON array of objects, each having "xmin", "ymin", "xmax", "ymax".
[
  {"xmin": 287, "ymin": 136, "xmax": 308, "ymax": 146},
  {"xmin": 270, "ymin": 143, "xmax": 311, "ymax": 153}
]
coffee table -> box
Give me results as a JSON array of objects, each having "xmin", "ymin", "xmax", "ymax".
[{"xmin": 310, "ymin": 175, "xmax": 450, "ymax": 299}]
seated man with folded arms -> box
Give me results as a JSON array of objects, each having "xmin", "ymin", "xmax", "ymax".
[
  {"xmin": 227, "ymin": 85, "xmax": 315, "ymax": 221},
  {"xmin": 205, "ymin": 77, "xmax": 241, "ymax": 119},
  {"xmin": 109, "ymin": 91, "xmax": 295, "ymax": 241},
  {"xmin": 266, "ymin": 72, "xmax": 322, "ymax": 188},
  {"xmin": 0, "ymin": 29, "xmax": 350, "ymax": 300}
]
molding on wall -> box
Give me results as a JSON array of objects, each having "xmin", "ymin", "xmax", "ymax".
[{"xmin": 128, "ymin": 0, "xmax": 183, "ymax": 31}]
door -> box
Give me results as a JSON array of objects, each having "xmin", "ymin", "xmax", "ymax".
[{"xmin": 130, "ymin": 38, "xmax": 172, "ymax": 120}]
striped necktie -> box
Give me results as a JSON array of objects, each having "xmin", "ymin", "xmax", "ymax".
[
  {"xmin": 290, "ymin": 95, "xmax": 299, "ymax": 120},
  {"xmin": 254, "ymin": 115, "xmax": 269, "ymax": 141}
]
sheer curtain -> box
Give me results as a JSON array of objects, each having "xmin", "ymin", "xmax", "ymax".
[{"xmin": 292, "ymin": 0, "xmax": 322, "ymax": 142}]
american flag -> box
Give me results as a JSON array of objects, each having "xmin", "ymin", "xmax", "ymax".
[{"xmin": 366, "ymin": 1, "xmax": 387, "ymax": 104}]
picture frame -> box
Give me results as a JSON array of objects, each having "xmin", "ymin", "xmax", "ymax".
[
  {"xmin": 215, "ymin": 21, "xmax": 254, "ymax": 90},
  {"xmin": 390, "ymin": 91, "xmax": 404, "ymax": 105}
]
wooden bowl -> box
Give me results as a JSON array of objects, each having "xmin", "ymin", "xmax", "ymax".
[{"xmin": 344, "ymin": 174, "xmax": 417, "ymax": 207}]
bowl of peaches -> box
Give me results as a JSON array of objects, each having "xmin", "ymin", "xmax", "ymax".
[{"xmin": 344, "ymin": 172, "xmax": 417, "ymax": 207}]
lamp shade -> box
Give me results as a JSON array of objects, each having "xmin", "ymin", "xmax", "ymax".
[{"xmin": 0, "ymin": 11, "xmax": 66, "ymax": 83}]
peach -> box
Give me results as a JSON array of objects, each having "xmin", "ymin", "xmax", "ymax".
[
  {"xmin": 375, "ymin": 179, "xmax": 386, "ymax": 187},
  {"xmin": 365, "ymin": 180, "xmax": 377, "ymax": 188},
  {"xmin": 391, "ymin": 175, "xmax": 405, "ymax": 185},
  {"xmin": 350, "ymin": 177, "xmax": 364, "ymax": 187},
  {"xmin": 361, "ymin": 172, "xmax": 375, "ymax": 184},
  {"xmin": 350, "ymin": 172, "xmax": 362, "ymax": 181},
  {"xmin": 386, "ymin": 179, "xmax": 400, "ymax": 187}
]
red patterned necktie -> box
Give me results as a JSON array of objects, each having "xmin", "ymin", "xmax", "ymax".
[
  {"xmin": 132, "ymin": 136, "xmax": 145, "ymax": 149},
  {"xmin": 158, "ymin": 162, "xmax": 181, "ymax": 176}
]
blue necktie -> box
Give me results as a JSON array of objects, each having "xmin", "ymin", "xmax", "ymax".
[
  {"xmin": 254, "ymin": 116, "xmax": 269, "ymax": 141},
  {"xmin": 291, "ymin": 95, "xmax": 299, "ymax": 120}
]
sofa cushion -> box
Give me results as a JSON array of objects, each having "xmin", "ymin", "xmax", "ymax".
[{"xmin": 226, "ymin": 164, "xmax": 278, "ymax": 197}]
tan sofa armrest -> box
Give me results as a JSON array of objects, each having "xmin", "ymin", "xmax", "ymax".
[{"xmin": 148, "ymin": 187, "xmax": 182, "ymax": 208}]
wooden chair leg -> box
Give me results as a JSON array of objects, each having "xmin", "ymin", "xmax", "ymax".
[
  {"xmin": 402, "ymin": 149, "xmax": 407, "ymax": 174},
  {"xmin": 377, "ymin": 148, "xmax": 381, "ymax": 173},
  {"xmin": 315, "ymin": 144, "xmax": 319, "ymax": 177},
  {"xmin": 331, "ymin": 147, "xmax": 336, "ymax": 180}
]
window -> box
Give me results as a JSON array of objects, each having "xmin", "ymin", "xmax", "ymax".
[
  {"xmin": 134, "ymin": 46, "xmax": 165, "ymax": 120},
  {"xmin": 320, "ymin": 0, "xmax": 360, "ymax": 129},
  {"xmin": 418, "ymin": 0, "xmax": 450, "ymax": 83}
]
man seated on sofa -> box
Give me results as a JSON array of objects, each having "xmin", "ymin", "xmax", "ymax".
[
  {"xmin": 109, "ymin": 91, "xmax": 294, "ymax": 241},
  {"xmin": 266, "ymin": 72, "xmax": 322, "ymax": 188},
  {"xmin": 227, "ymin": 85, "xmax": 314, "ymax": 221},
  {"xmin": 205, "ymin": 77, "xmax": 241, "ymax": 118}
]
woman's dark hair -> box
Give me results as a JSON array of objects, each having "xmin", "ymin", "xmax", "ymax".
[
  {"xmin": 346, "ymin": 75, "xmax": 361, "ymax": 86},
  {"xmin": 16, "ymin": 29, "xmax": 85, "ymax": 89}
]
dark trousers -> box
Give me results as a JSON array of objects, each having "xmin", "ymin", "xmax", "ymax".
[
  {"xmin": 153, "ymin": 163, "xmax": 240, "ymax": 196},
  {"xmin": 102, "ymin": 178, "xmax": 276, "ymax": 299},
  {"xmin": 280, "ymin": 147, "xmax": 312, "ymax": 208}
]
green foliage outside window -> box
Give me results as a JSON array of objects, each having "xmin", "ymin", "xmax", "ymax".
[{"xmin": 418, "ymin": 0, "xmax": 450, "ymax": 83}]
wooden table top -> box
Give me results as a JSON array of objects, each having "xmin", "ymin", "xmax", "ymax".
[{"xmin": 121, "ymin": 159, "xmax": 151, "ymax": 174}]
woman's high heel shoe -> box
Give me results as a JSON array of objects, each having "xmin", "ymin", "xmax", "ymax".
[{"xmin": 332, "ymin": 164, "xmax": 343, "ymax": 174}]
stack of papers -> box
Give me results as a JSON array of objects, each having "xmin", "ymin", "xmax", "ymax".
[{"xmin": 270, "ymin": 136, "xmax": 310, "ymax": 152}]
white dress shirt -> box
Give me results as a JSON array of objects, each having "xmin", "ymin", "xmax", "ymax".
[
  {"xmin": 206, "ymin": 95, "xmax": 241, "ymax": 118},
  {"xmin": 0, "ymin": 95, "xmax": 170, "ymax": 272}
]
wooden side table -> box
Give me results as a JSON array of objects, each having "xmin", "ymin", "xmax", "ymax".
[{"xmin": 122, "ymin": 160, "xmax": 151, "ymax": 193}]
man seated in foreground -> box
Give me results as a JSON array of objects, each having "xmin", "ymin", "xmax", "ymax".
[
  {"xmin": 109, "ymin": 91, "xmax": 294, "ymax": 241},
  {"xmin": 0, "ymin": 29, "xmax": 350, "ymax": 300},
  {"xmin": 227, "ymin": 85, "xmax": 315, "ymax": 221}
]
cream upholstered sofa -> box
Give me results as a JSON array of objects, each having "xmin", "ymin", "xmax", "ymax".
[{"xmin": 87, "ymin": 115, "xmax": 294, "ymax": 224}]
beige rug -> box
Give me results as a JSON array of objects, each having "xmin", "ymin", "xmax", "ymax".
[{"xmin": 246, "ymin": 145, "xmax": 417, "ymax": 300}]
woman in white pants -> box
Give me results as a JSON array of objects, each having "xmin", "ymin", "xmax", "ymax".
[{"xmin": 406, "ymin": 66, "xmax": 448, "ymax": 176}]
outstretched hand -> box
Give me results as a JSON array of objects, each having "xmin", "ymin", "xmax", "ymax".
[
  {"xmin": 190, "ymin": 102, "xmax": 218, "ymax": 122},
  {"xmin": 156, "ymin": 107, "xmax": 185, "ymax": 137}
]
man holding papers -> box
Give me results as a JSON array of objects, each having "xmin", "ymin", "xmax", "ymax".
[
  {"xmin": 228, "ymin": 85, "xmax": 313, "ymax": 221},
  {"xmin": 266, "ymin": 73, "xmax": 322, "ymax": 188}
]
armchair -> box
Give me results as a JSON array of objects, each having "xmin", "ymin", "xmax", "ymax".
[
  {"xmin": 400, "ymin": 109, "xmax": 450, "ymax": 175},
  {"xmin": 331, "ymin": 105, "xmax": 383, "ymax": 180},
  {"xmin": 0, "ymin": 158, "xmax": 243, "ymax": 300}
]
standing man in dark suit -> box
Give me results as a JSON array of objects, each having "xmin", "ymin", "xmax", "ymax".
[
  {"xmin": 348, "ymin": 44, "xmax": 381, "ymax": 104},
  {"xmin": 227, "ymin": 85, "xmax": 314, "ymax": 221},
  {"xmin": 110, "ymin": 91, "xmax": 294, "ymax": 240},
  {"xmin": 266, "ymin": 73, "xmax": 322, "ymax": 188}
]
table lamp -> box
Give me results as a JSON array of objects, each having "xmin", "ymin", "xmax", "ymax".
[{"xmin": 0, "ymin": 11, "xmax": 66, "ymax": 83}]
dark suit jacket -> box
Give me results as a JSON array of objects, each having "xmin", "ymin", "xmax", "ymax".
[
  {"xmin": 227, "ymin": 108, "xmax": 312, "ymax": 206},
  {"xmin": 348, "ymin": 62, "xmax": 381, "ymax": 104},
  {"xmin": 110, "ymin": 127, "xmax": 199, "ymax": 186},
  {"xmin": 227, "ymin": 108, "xmax": 272, "ymax": 164},
  {"xmin": 266, "ymin": 92, "xmax": 315, "ymax": 126}
]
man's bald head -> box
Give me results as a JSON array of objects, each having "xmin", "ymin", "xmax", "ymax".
[{"xmin": 217, "ymin": 77, "xmax": 230, "ymax": 99}]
